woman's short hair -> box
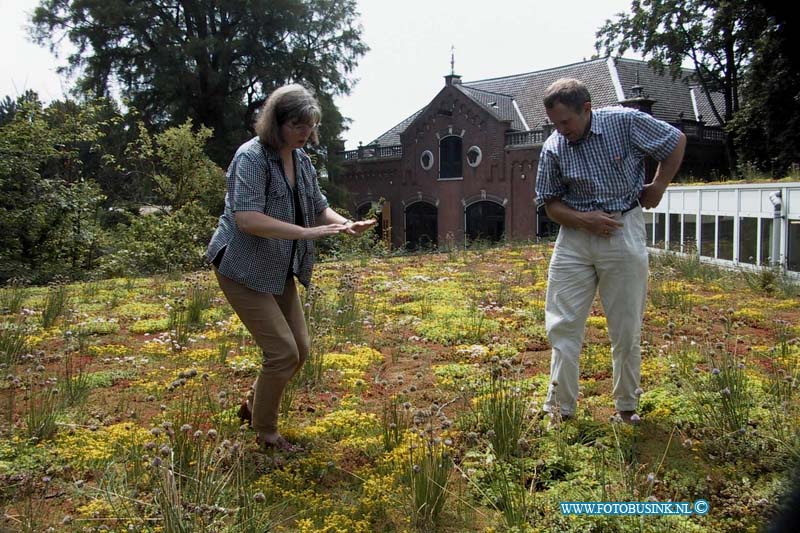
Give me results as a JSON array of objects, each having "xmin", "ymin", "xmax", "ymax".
[
  {"xmin": 254, "ymin": 84, "xmax": 322, "ymax": 148},
  {"xmin": 543, "ymin": 78, "xmax": 591, "ymax": 113}
]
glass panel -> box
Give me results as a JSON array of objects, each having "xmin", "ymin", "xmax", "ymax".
[
  {"xmin": 683, "ymin": 214, "xmax": 697, "ymax": 254},
  {"xmin": 700, "ymin": 215, "xmax": 715, "ymax": 258},
  {"xmin": 739, "ymin": 217, "xmax": 757, "ymax": 264},
  {"xmin": 760, "ymin": 218, "xmax": 773, "ymax": 265},
  {"xmin": 654, "ymin": 213, "xmax": 665, "ymax": 249},
  {"xmin": 668, "ymin": 213, "xmax": 681, "ymax": 251},
  {"xmin": 644, "ymin": 211, "xmax": 654, "ymax": 245},
  {"xmin": 718, "ymin": 216, "xmax": 734, "ymax": 260},
  {"xmin": 789, "ymin": 220, "xmax": 800, "ymax": 272}
]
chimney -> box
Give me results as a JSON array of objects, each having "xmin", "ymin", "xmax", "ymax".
[
  {"xmin": 619, "ymin": 71, "xmax": 655, "ymax": 114},
  {"xmin": 445, "ymin": 74, "xmax": 462, "ymax": 86},
  {"xmin": 620, "ymin": 86, "xmax": 655, "ymax": 115}
]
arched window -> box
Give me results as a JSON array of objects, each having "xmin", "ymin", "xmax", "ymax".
[
  {"xmin": 466, "ymin": 201, "xmax": 505, "ymax": 243},
  {"xmin": 439, "ymin": 136, "xmax": 462, "ymax": 179},
  {"xmin": 405, "ymin": 202, "xmax": 438, "ymax": 251}
]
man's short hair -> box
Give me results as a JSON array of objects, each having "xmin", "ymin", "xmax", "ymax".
[{"xmin": 543, "ymin": 78, "xmax": 591, "ymax": 113}]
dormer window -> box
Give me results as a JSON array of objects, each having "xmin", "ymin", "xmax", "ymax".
[{"xmin": 439, "ymin": 135, "xmax": 462, "ymax": 179}]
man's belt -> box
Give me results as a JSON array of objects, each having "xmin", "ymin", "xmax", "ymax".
[{"xmin": 605, "ymin": 200, "xmax": 640, "ymax": 216}]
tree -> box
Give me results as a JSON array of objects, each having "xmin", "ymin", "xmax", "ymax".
[
  {"xmin": 0, "ymin": 90, "xmax": 40, "ymax": 127},
  {"xmin": 124, "ymin": 119, "xmax": 225, "ymax": 212},
  {"xmin": 30, "ymin": 0, "xmax": 368, "ymax": 165},
  {"xmin": 0, "ymin": 97, "xmax": 108, "ymax": 283},
  {"xmin": 731, "ymin": 2, "xmax": 800, "ymax": 175},
  {"xmin": 596, "ymin": 0, "xmax": 769, "ymax": 174}
]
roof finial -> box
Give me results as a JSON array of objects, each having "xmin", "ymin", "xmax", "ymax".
[
  {"xmin": 631, "ymin": 68, "xmax": 644, "ymax": 98},
  {"xmin": 450, "ymin": 45, "xmax": 455, "ymax": 75}
]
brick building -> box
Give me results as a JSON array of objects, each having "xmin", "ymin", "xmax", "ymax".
[{"xmin": 332, "ymin": 57, "xmax": 727, "ymax": 250}]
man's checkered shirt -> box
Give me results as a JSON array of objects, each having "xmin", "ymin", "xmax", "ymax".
[
  {"xmin": 206, "ymin": 137, "xmax": 329, "ymax": 294},
  {"xmin": 535, "ymin": 107, "xmax": 682, "ymax": 212}
]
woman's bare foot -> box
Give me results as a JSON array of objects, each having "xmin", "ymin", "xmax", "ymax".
[{"xmin": 256, "ymin": 432, "xmax": 303, "ymax": 453}]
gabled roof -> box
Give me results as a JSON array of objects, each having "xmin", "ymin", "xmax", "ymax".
[
  {"xmin": 693, "ymin": 87, "xmax": 726, "ymax": 125},
  {"xmin": 367, "ymin": 57, "xmax": 724, "ymax": 146},
  {"xmin": 455, "ymin": 85, "xmax": 528, "ymax": 131},
  {"xmin": 371, "ymin": 108, "xmax": 425, "ymax": 146},
  {"xmin": 614, "ymin": 58, "xmax": 724, "ymax": 125},
  {"xmin": 465, "ymin": 58, "xmax": 620, "ymax": 132}
]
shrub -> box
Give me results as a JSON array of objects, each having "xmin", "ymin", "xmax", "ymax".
[
  {"xmin": 99, "ymin": 202, "xmax": 216, "ymax": 276},
  {"xmin": 0, "ymin": 97, "xmax": 108, "ymax": 284}
]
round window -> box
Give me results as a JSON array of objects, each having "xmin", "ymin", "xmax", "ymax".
[
  {"xmin": 420, "ymin": 150, "xmax": 434, "ymax": 171},
  {"xmin": 466, "ymin": 146, "xmax": 482, "ymax": 167}
]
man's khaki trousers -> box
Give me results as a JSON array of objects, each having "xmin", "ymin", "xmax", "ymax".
[{"xmin": 542, "ymin": 207, "xmax": 648, "ymax": 416}]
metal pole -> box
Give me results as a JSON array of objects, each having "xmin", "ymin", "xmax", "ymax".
[{"xmin": 769, "ymin": 191, "xmax": 782, "ymax": 267}]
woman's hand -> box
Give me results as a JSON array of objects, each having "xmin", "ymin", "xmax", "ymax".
[
  {"xmin": 303, "ymin": 223, "xmax": 348, "ymax": 240},
  {"xmin": 344, "ymin": 219, "xmax": 378, "ymax": 236}
]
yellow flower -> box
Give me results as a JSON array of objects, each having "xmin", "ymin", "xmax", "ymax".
[
  {"xmin": 87, "ymin": 344, "xmax": 130, "ymax": 357},
  {"xmin": 305, "ymin": 409, "xmax": 379, "ymax": 440},
  {"xmin": 76, "ymin": 498, "xmax": 116, "ymax": 519},
  {"xmin": 54, "ymin": 423, "xmax": 151, "ymax": 473},
  {"xmin": 586, "ymin": 316, "xmax": 608, "ymax": 330}
]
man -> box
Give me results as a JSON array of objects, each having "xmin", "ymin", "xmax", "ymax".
[{"xmin": 535, "ymin": 78, "xmax": 686, "ymax": 424}]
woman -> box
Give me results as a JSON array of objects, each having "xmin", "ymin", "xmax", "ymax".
[{"xmin": 206, "ymin": 84, "xmax": 375, "ymax": 451}]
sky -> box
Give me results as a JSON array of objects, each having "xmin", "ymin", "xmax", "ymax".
[{"xmin": 1, "ymin": 0, "xmax": 637, "ymax": 149}]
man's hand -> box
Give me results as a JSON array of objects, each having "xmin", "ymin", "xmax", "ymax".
[
  {"xmin": 544, "ymin": 199, "xmax": 622, "ymax": 238},
  {"xmin": 344, "ymin": 219, "xmax": 378, "ymax": 236},
  {"xmin": 639, "ymin": 181, "xmax": 667, "ymax": 209},
  {"xmin": 578, "ymin": 210, "xmax": 624, "ymax": 238}
]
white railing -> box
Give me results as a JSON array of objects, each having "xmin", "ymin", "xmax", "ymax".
[{"xmin": 644, "ymin": 182, "xmax": 800, "ymax": 274}]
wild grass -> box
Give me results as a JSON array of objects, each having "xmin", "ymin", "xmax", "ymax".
[
  {"xmin": 0, "ymin": 279, "xmax": 26, "ymax": 314},
  {"xmin": 299, "ymin": 273, "xmax": 365, "ymax": 387},
  {"xmin": 490, "ymin": 462, "xmax": 535, "ymax": 531},
  {"xmin": 740, "ymin": 264, "xmax": 800, "ymax": 298},
  {"xmin": 24, "ymin": 385, "xmax": 61, "ymax": 442},
  {"xmin": 0, "ymin": 316, "xmax": 28, "ymax": 366},
  {"xmin": 186, "ymin": 277, "xmax": 214, "ymax": 327},
  {"xmin": 474, "ymin": 373, "xmax": 531, "ymax": 460},
  {"xmin": 60, "ymin": 352, "xmax": 92, "ymax": 408},
  {"xmin": 382, "ymin": 395, "xmax": 411, "ymax": 451},
  {"xmin": 167, "ymin": 305, "xmax": 191, "ymax": 351},
  {"xmin": 648, "ymin": 278, "xmax": 694, "ymax": 314},
  {"xmin": 406, "ymin": 436, "xmax": 453, "ymax": 531},
  {"xmin": 650, "ymin": 249, "xmax": 725, "ymax": 283},
  {"xmin": 676, "ymin": 342, "xmax": 753, "ymax": 434},
  {"xmin": 40, "ymin": 283, "xmax": 70, "ymax": 329}
]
